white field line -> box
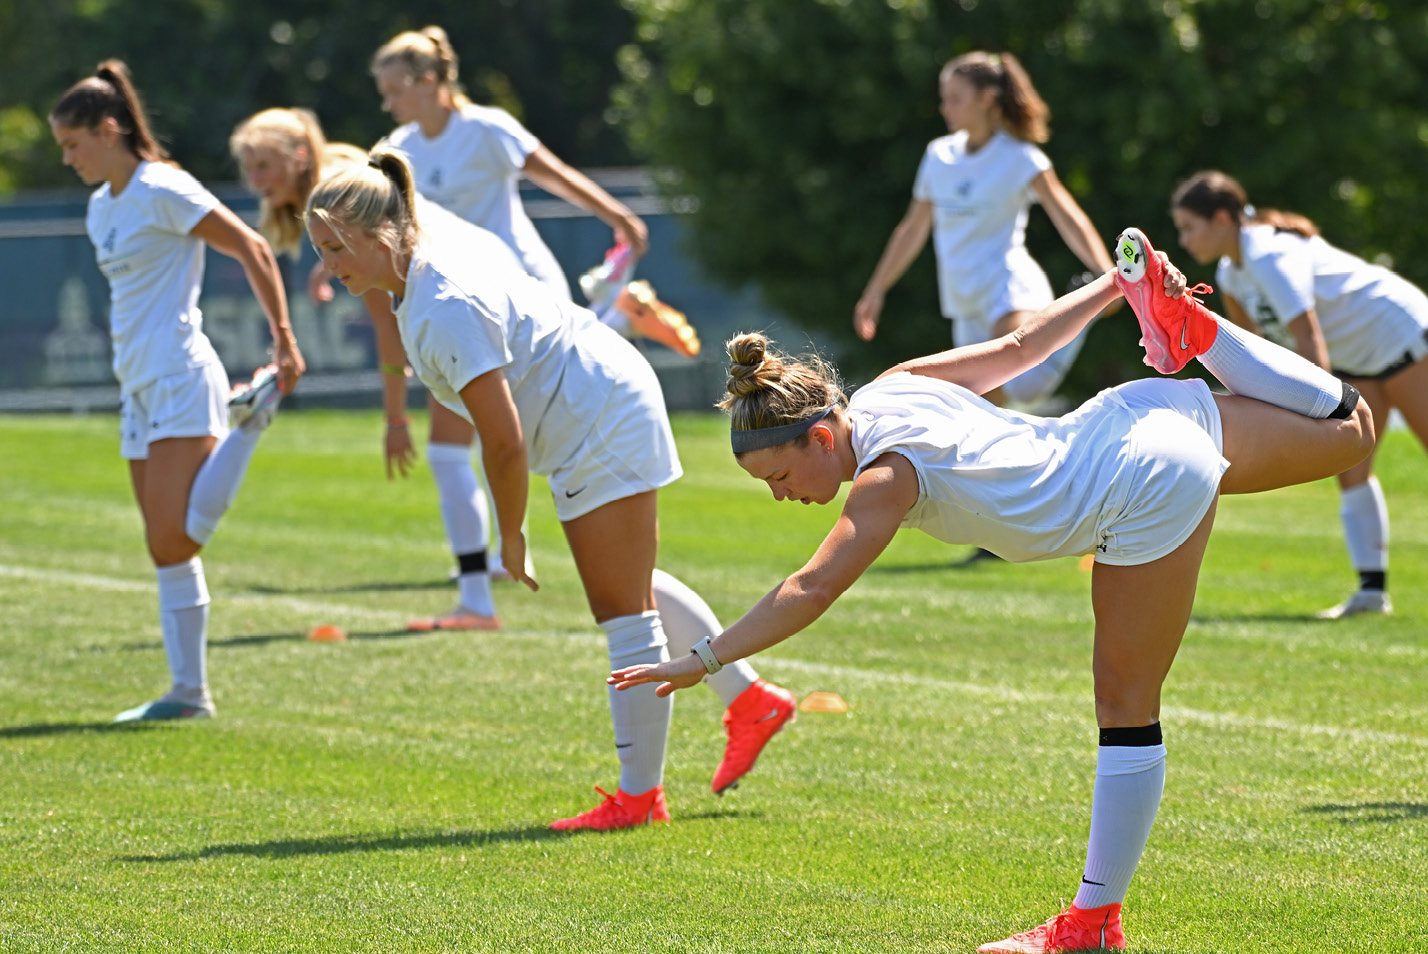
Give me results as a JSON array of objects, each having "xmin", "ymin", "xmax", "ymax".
[
  {"xmin": 4, "ymin": 562, "xmax": 1424, "ymax": 750},
  {"xmin": 0, "ymin": 563, "xmax": 409, "ymax": 627}
]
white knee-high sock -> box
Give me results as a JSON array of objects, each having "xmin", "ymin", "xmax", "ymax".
[
  {"xmin": 1001, "ymin": 323, "xmax": 1091, "ymax": 406},
  {"xmin": 1073, "ymin": 726, "xmax": 1166, "ymax": 910},
  {"xmin": 602, "ymin": 611, "xmax": 672, "ymax": 794},
  {"xmin": 1197, "ymin": 316, "xmax": 1351, "ymax": 419},
  {"xmin": 427, "ymin": 442, "xmax": 494, "ymax": 615},
  {"xmin": 185, "ymin": 427, "xmax": 262, "ymax": 545},
  {"xmin": 651, "ymin": 569, "xmax": 757, "ymax": 706},
  {"xmin": 156, "ymin": 558, "xmax": 210, "ymax": 693},
  {"xmin": 1340, "ymin": 477, "xmax": 1389, "ymax": 576}
]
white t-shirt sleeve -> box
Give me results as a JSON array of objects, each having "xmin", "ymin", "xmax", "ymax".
[
  {"xmin": 911, "ymin": 145, "xmax": 936, "ymax": 202},
  {"xmin": 149, "ymin": 166, "xmax": 221, "ymax": 235},
  {"xmin": 1246, "ymin": 242, "xmax": 1316, "ymax": 322},
  {"xmin": 416, "ymin": 297, "xmax": 513, "ymax": 396},
  {"xmin": 476, "ymin": 107, "xmax": 541, "ymax": 173}
]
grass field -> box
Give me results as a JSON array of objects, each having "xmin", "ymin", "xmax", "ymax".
[{"xmin": 1, "ymin": 409, "xmax": 1425, "ymax": 953}]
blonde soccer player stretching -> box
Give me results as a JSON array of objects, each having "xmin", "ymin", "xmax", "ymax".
[
  {"xmin": 305, "ymin": 148, "xmax": 796, "ymax": 828},
  {"xmin": 50, "ymin": 61, "xmax": 304, "ymax": 721},
  {"xmin": 613, "ymin": 229, "xmax": 1371, "ymax": 951}
]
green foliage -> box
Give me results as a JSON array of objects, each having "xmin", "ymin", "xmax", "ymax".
[
  {"xmin": 1, "ymin": 0, "xmax": 636, "ymax": 191},
  {"xmin": 616, "ymin": 0, "xmax": 1428, "ymax": 385},
  {"xmin": 1, "ymin": 410, "xmax": 1426, "ymax": 951}
]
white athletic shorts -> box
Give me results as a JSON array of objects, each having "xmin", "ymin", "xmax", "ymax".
[
  {"xmin": 1091, "ymin": 378, "xmax": 1229, "ymax": 567},
  {"xmin": 119, "ymin": 360, "xmax": 230, "ymax": 460},
  {"xmin": 543, "ymin": 355, "xmax": 682, "ymax": 522},
  {"xmin": 943, "ymin": 252, "xmax": 1054, "ymax": 346}
]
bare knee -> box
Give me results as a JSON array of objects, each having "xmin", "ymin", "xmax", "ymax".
[
  {"xmin": 1092, "ymin": 675, "xmax": 1161, "ymax": 728},
  {"xmin": 146, "ymin": 523, "xmax": 200, "ymax": 566},
  {"xmin": 1343, "ymin": 399, "xmax": 1377, "ymax": 467}
]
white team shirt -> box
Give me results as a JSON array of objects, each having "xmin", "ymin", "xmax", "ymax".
[
  {"xmin": 384, "ymin": 104, "xmax": 568, "ymax": 296},
  {"xmin": 913, "ymin": 130, "xmax": 1052, "ymax": 320},
  {"xmin": 848, "ymin": 373, "xmax": 1144, "ymax": 562},
  {"xmin": 1216, "ymin": 225, "xmax": 1428, "ymax": 375},
  {"xmin": 393, "ymin": 218, "xmax": 615, "ymax": 476},
  {"xmin": 86, "ymin": 161, "xmax": 221, "ymax": 394}
]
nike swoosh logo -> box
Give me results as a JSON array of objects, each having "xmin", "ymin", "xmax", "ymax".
[
  {"xmin": 1081, "ymin": 877, "xmax": 1105, "ymax": 886},
  {"xmin": 565, "ymin": 486, "xmax": 587, "ymax": 498},
  {"xmin": 615, "ymin": 743, "xmax": 632, "ymax": 749},
  {"xmin": 1180, "ymin": 322, "xmax": 1190, "ymax": 350},
  {"xmin": 756, "ymin": 708, "xmax": 782, "ymax": 723}
]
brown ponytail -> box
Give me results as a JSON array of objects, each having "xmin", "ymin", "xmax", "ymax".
[
  {"xmin": 943, "ymin": 51, "xmax": 1050, "ymax": 144},
  {"xmin": 1172, "ymin": 170, "xmax": 1319, "ymax": 238},
  {"xmin": 51, "ymin": 59, "xmax": 169, "ymax": 162}
]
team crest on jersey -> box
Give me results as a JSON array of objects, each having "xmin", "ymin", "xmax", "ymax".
[
  {"xmin": 102, "ymin": 228, "xmax": 118, "ymax": 254},
  {"xmin": 956, "ymin": 180, "xmax": 972, "ymax": 198},
  {"xmin": 429, "ymin": 169, "xmax": 443, "ymax": 189}
]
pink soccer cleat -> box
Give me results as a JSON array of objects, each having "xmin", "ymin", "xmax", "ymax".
[
  {"xmin": 711, "ymin": 679, "xmax": 796, "ymax": 795},
  {"xmin": 977, "ymin": 903, "xmax": 1126, "ymax": 953},
  {"xmin": 549, "ymin": 785, "xmax": 670, "ymax": 832},
  {"xmin": 1112, "ymin": 227, "xmax": 1218, "ymax": 374}
]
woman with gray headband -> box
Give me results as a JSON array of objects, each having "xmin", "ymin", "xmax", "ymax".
[{"xmin": 613, "ymin": 228, "xmax": 1372, "ymax": 953}]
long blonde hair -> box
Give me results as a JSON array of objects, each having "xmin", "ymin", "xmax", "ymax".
[
  {"xmin": 370, "ymin": 25, "xmax": 472, "ymax": 109},
  {"xmin": 306, "ymin": 147, "xmax": 421, "ymax": 266},
  {"xmin": 719, "ymin": 333, "xmax": 846, "ymax": 453},
  {"xmin": 230, "ymin": 108, "xmax": 366, "ymax": 256}
]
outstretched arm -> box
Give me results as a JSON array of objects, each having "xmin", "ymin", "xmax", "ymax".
[
  {"xmin": 854, "ymin": 199, "xmax": 934, "ymax": 342},
  {"xmin": 192, "ymin": 206, "xmax": 305, "ymax": 392},
  {"xmin": 610, "ymin": 453, "xmax": 919, "ymax": 696},
  {"xmin": 522, "ymin": 145, "xmax": 649, "ymax": 256}
]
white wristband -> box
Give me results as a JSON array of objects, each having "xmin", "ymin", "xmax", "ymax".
[{"xmin": 690, "ymin": 637, "xmax": 723, "ymax": 674}]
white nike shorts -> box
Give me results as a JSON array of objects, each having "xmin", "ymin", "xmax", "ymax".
[
  {"xmin": 1091, "ymin": 378, "xmax": 1229, "ymax": 567},
  {"xmin": 120, "ymin": 360, "xmax": 231, "ymax": 460},
  {"xmin": 544, "ymin": 359, "xmax": 682, "ymax": 522}
]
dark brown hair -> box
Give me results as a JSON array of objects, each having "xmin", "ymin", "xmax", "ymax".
[
  {"xmin": 1172, "ymin": 170, "xmax": 1319, "ymax": 238},
  {"xmin": 943, "ymin": 51, "xmax": 1050, "ymax": 144},
  {"xmin": 50, "ymin": 60, "xmax": 168, "ymax": 162}
]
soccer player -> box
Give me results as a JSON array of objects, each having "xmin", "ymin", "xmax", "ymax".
[
  {"xmin": 50, "ymin": 61, "xmax": 305, "ymax": 721},
  {"xmin": 305, "ymin": 148, "xmax": 797, "ymax": 827},
  {"xmin": 1171, "ymin": 169, "xmax": 1428, "ymax": 618},
  {"xmin": 369, "ymin": 25, "xmax": 668, "ymax": 629},
  {"xmin": 611, "ymin": 229, "xmax": 1372, "ymax": 951},
  {"xmin": 854, "ymin": 51, "xmax": 1120, "ymax": 408}
]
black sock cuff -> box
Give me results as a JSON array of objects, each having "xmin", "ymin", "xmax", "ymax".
[
  {"xmin": 1099, "ymin": 723, "xmax": 1163, "ymax": 747},
  {"xmin": 456, "ymin": 550, "xmax": 488, "ymax": 575},
  {"xmin": 1358, "ymin": 570, "xmax": 1386, "ymax": 592},
  {"xmin": 1328, "ymin": 381, "xmax": 1360, "ymax": 420}
]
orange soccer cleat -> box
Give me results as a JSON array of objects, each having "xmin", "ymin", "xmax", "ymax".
[
  {"xmin": 977, "ymin": 903, "xmax": 1126, "ymax": 953},
  {"xmin": 616, "ymin": 280, "xmax": 701, "ymax": 358},
  {"xmin": 549, "ymin": 785, "xmax": 670, "ymax": 832},
  {"xmin": 1112, "ymin": 227, "xmax": 1218, "ymax": 374}
]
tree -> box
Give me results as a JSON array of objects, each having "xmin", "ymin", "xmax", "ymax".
[
  {"xmin": 614, "ymin": 0, "xmax": 1428, "ymax": 387},
  {"xmin": 1, "ymin": 0, "xmax": 637, "ymax": 191}
]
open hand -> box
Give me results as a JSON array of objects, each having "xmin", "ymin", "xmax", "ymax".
[{"xmin": 608, "ymin": 652, "xmax": 707, "ymax": 697}]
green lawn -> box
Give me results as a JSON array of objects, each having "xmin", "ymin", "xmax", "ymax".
[{"xmin": 0, "ymin": 410, "xmax": 1424, "ymax": 953}]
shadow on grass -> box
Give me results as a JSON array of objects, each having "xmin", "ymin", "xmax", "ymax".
[
  {"xmin": 1302, "ymin": 802, "xmax": 1428, "ymax": 823},
  {"xmin": 0, "ymin": 721, "xmax": 169, "ymax": 738},
  {"xmin": 238, "ymin": 579, "xmax": 453, "ymax": 596},
  {"xmin": 119, "ymin": 811, "xmax": 757, "ymax": 863}
]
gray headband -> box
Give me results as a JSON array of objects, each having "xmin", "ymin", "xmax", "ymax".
[{"xmin": 730, "ymin": 405, "xmax": 835, "ymax": 454}]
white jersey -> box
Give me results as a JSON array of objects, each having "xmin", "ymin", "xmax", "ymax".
[
  {"xmin": 913, "ymin": 130, "xmax": 1053, "ymax": 323},
  {"xmin": 383, "ymin": 104, "xmax": 569, "ymax": 297},
  {"xmin": 1216, "ymin": 225, "xmax": 1428, "ymax": 376},
  {"xmin": 394, "ymin": 219, "xmax": 629, "ymax": 476},
  {"xmin": 86, "ymin": 161, "xmax": 221, "ymax": 394},
  {"xmin": 847, "ymin": 373, "xmax": 1225, "ymax": 564}
]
